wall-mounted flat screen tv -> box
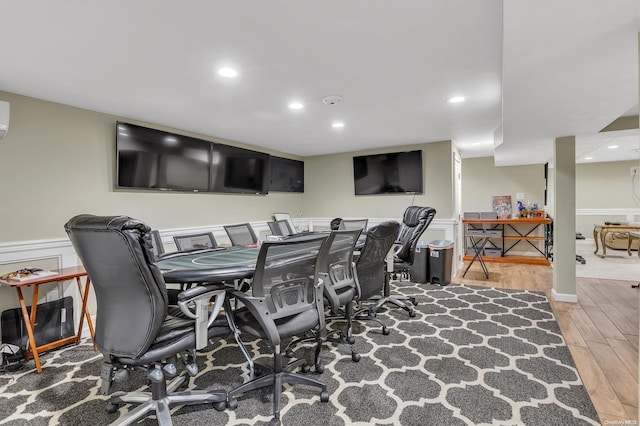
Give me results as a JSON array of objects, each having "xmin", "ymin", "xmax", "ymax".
[
  {"xmin": 117, "ymin": 122, "xmax": 211, "ymax": 192},
  {"xmin": 269, "ymin": 156, "xmax": 304, "ymax": 192},
  {"xmin": 353, "ymin": 150, "xmax": 423, "ymax": 195},
  {"xmin": 211, "ymin": 144, "xmax": 269, "ymax": 194},
  {"xmin": 116, "ymin": 122, "xmax": 270, "ymax": 194}
]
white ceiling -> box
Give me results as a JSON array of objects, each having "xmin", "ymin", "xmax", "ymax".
[{"xmin": 0, "ymin": 0, "xmax": 637, "ymax": 166}]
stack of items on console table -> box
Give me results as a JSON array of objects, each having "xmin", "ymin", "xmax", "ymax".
[{"xmin": 463, "ymin": 212, "xmax": 551, "ymax": 266}]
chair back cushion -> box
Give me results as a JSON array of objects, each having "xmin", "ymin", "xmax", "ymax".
[
  {"xmin": 64, "ymin": 215, "xmax": 168, "ymax": 359},
  {"xmin": 395, "ymin": 206, "xmax": 436, "ymax": 264},
  {"xmin": 355, "ymin": 221, "xmax": 400, "ymax": 300}
]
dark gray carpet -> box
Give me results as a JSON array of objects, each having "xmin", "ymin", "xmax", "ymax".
[{"xmin": 0, "ymin": 283, "xmax": 600, "ymax": 425}]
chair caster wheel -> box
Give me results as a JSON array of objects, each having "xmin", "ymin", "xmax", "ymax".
[
  {"xmin": 347, "ymin": 336, "xmax": 355, "ymax": 344},
  {"xmin": 268, "ymin": 418, "xmax": 281, "ymax": 426},
  {"xmin": 213, "ymin": 401, "xmax": 226, "ymax": 411},
  {"xmin": 301, "ymin": 364, "xmax": 311, "ymax": 373},
  {"xmin": 315, "ymin": 363, "xmax": 324, "ymax": 374},
  {"xmin": 351, "ymin": 352, "xmax": 361, "ymax": 362},
  {"xmin": 409, "ymin": 310, "xmax": 416, "ymax": 318},
  {"xmin": 226, "ymin": 397, "xmax": 238, "ymax": 410},
  {"xmin": 320, "ymin": 391, "xmax": 329, "ymax": 403},
  {"xmin": 382, "ymin": 327, "xmax": 390, "ymax": 336},
  {"xmin": 285, "ymin": 349, "xmax": 294, "ymax": 358},
  {"xmin": 105, "ymin": 402, "xmax": 119, "ymax": 414}
]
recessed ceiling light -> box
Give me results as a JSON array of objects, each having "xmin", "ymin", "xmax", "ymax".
[
  {"xmin": 331, "ymin": 122, "xmax": 345, "ymax": 129},
  {"xmin": 218, "ymin": 67, "xmax": 238, "ymax": 78},
  {"xmin": 448, "ymin": 96, "xmax": 466, "ymax": 104},
  {"xmin": 288, "ymin": 102, "xmax": 304, "ymax": 110},
  {"xmin": 585, "ymin": 156, "xmax": 593, "ymax": 160},
  {"xmin": 471, "ymin": 142, "xmax": 482, "ymax": 146},
  {"xmin": 607, "ymin": 145, "xmax": 619, "ymax": 149}
]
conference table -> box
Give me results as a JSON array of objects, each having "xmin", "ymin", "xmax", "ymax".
[{"xmin": 158, "ymin": 232, "xmax": 366, "ymax": 284}]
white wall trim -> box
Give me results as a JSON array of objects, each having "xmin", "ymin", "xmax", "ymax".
[
  {"xmin": 577, "ymin": 208, "xmax": 640, "ymax": 216},
  {"xmin": 551, "ymin": 288, "xmax": 578, "ymax": 303}
]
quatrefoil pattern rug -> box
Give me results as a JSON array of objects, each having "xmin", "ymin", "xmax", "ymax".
[{"xmin": 0, "ymin": 283, "xmax": 600, "ymax": 425}]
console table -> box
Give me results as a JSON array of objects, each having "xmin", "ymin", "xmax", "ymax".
[
  {"xmin": 463, "ymin": 217, "xmax": 551, "ymax": 265},
  {"xmin": 593, "ymin": 224, "xmax": 640, "ymax": 258},
  {"xmin": 0, "ymin": 266, "xmax": 94, "ymax": 373}
]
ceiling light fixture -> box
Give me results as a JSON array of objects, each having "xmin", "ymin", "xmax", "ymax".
[
  {"xmin": 607, "ymin": 145, "xmax": 619, "ymax": 149},
  {"xmin": 585, "ymin": 156, "xmax": 593, "ymax": 160},
  {"xmin": 218, "ymin": 67, "xmax": 238, "ymax": 78},
  {"xmin": 448, "ymin": 96, "xmax": 466, "ymax": 104},
  {"xmin": 331, "ymin": 122, "xmax": 345, "ymax": 129},
  {"xmin": 288, "ymin": 102, "xmax": 304, "ymax": 110}
]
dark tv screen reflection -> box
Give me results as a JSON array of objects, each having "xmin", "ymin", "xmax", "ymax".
[
  {"xmin": 353, "ymin": 150, "xmax": 423, "ymax": 195},
  {"xmin": 269, "ymin": 156, "xmax": 304, "ymax": 192},
  {"xmin": 116, "ymin": 122, "xmax": 269, "ymax": 194}
]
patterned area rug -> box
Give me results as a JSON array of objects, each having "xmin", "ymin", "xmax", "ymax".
[{"xmin": 0, "ymin": 283, "xmax": 599, "ymax": 426}]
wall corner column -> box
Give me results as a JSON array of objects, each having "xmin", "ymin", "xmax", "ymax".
[{"xmin": 551, "ymin": 136, "xmax": 577, "ymax": 303}]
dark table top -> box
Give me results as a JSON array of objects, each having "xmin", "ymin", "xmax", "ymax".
[{"xmin": 158, "ymin": 231, "xmax": 365, "ymax": 284}]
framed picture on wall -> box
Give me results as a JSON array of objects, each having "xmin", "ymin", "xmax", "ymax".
[{"xmin": 492, "ymin": 195, "xmax": 512, "ymax": 219}]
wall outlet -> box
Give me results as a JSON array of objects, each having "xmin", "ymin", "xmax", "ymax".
[{"xmin": 631, "ymin": 167, "xmax": 640, "ymax": 176}]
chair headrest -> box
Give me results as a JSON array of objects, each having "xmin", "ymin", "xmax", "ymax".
[
  {"xmin": 64, "ymin": 214, "xmax": 150, "ymax": 234},
  {"xmin": 403, "ymin": 206, "xmax": 436, "ymax": 227}
]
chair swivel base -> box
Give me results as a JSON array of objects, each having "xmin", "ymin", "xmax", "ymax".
[
  {"xmin": 373, "ymin": 295, "xmax": 416, "ymax": 317},
  {"xmin": 107, "ymin": 372, "xmax": 227, "ymax": 426},
  {"xmin": 228, "ymin": 360, "xmax": 329, "ymax": 426}
]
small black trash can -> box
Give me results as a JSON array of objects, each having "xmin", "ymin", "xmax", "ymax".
[
  {"xmin": 409, "ymin": 242, "xmax": 430, "ymax": 284},
  {"xmin": 428, "ymin": 240, "xmax": 454, "ymax": 285}
]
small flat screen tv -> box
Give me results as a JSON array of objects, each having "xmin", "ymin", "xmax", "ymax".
[
  {"xmin": 269, "ymin": 156, "xmax": 304, "ymax": 192},
  {"xmin": 353, "ymin": 150, "xmax": 423, "ymax": 195},
  {"xmin": 117, "ymin": 122, "xmax": 211, "ymax": 192}
]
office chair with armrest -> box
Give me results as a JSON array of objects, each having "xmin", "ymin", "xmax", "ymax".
[
  {"xmin": 64, "ymin": 215, "xmax": 230, "ymax": 426},
  {"xmin": 173, "ymin": 232, "xmax": 218, "ymax": 251},
  {"xmin": 377, "ymin": 206, "xmax": 436, "ymax": 316},
  {"xmin": 353, "ymin": 221, "xmax": 401, "ymax": 335},
  {"xmin": 285, "ymin": 229, "xmax": 363, "ymax": 363},
  {"xmin": 227, "ymin": 236, "xmax": 330, "ymax": 426},
  {"xmin": 224, "ymin": 223, "xmax": 259, "ymax": 246},
  {"xmin": 339, "ymin": 219, "xmax": 368, "ymax": 232}
]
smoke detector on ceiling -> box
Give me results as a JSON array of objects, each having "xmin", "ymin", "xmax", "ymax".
[{"xmin": 322, "ymin": 95, "xmax": 343, "ymax": 105}]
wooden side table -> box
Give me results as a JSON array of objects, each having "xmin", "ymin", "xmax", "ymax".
[{"xmin": 0, "ymin": 266, "xmax": 95, "ymax": 373}]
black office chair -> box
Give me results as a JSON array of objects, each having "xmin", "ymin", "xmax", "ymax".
[
  {"xmin": 224, "ymin": 223, "xmax": 258, "ymax": 246},
  {"xmin": 227, "ymin": 236, "xmax": 330, "ymax": 426},
  {"xmin": 353, "ymin": 221, "xmax": 401, "ymax": 335},
  {"xmin": 267, "ymin": 221, "xmax": 282, "ymax": 236},
  {"xmin": 276, "ymin": 219, "xmax": 294, "ymax": 236},
  {"xmin": 285, "ymin": 229, "xmax": 363, "ymax": 363},
  {"xmin": 339, "ymin": 219, "xmax": 368, "ymax": 232},
  {"xmin": 378, "ymin": 206, "xmax": 436, "ymax": 316},
  {"xmin": 64, "ymin": 215, "xmax": 230, "ymax": 426},
  {"xmin": 150, "ymin": 230, "xmax": 165, "ymax": 258},
  {"xmin": 173, "ymin": 232, "xmax": 218, "ymax": 251}
]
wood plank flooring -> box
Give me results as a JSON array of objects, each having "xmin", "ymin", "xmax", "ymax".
[{"xmin": 455, "ymin": 262, "xmax": 639, "ymax": 424}]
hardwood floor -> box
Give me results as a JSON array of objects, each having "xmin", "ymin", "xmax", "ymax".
[{"xmin": 455, "ymin": 262, "xmax": 639, "ymax": 424}]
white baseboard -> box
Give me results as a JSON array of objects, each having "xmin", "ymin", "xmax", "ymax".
[{"xmin": 551, "ymin": 288, "xmax": 577, "ymax": 303}]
